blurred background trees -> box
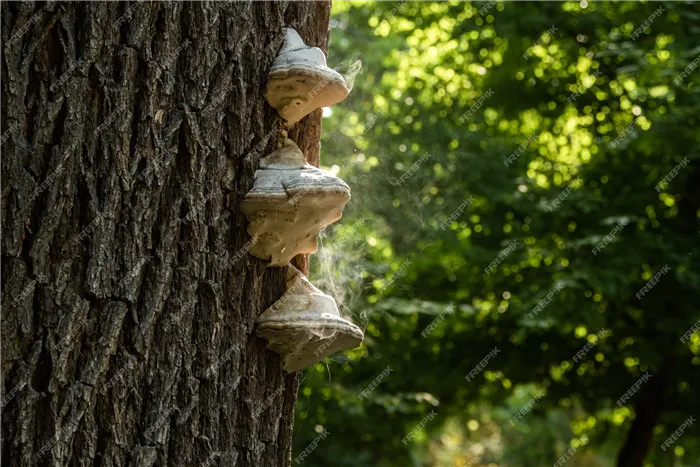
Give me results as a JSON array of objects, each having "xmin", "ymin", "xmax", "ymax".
[{"xmin": 292, "ymin": 1, "xmax": 700, "ymax": 466}]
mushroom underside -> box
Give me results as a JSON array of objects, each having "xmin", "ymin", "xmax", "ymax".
[
  {"xmin": 264, "ymin": 67, "xmax": 349, "ymax": 124},
  {"xmin": 241, "ymin": 192, "xmax": 350, "ymax": 266},
  {"xmin": 256, "ymin": 318, "xmax": 364, "ymax": 372},
  {"xmin": 255, "ymin": 264, "xmax": 364, "ymax": 371}
]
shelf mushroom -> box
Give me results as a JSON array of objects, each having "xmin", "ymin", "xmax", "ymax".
[
  {"xmin": 264, "ymin": 27, "xmax": 357, "ymax": 125},
  {"xmin": 256, "ymin": 264, "xmax": 364, "ymax": 371},
  {"xmin": 240, "ymin": 138, "xmax": 350, "ymax": 267}
]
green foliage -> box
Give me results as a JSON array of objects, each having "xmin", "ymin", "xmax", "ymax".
[{"xmin": 294, "ymin": 2, "xmax": 700, "ymax": 466}]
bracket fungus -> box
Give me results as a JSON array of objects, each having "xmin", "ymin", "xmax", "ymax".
[
  {"xmin": 240, "ymin": 138, "xmax": 350, "ymax": 267},
  {"xmin": 256, "ymin": 265, "xmax": 364, "ymax": 372},
  {"xmin": 264, "ymin": 28, "xmax": 355, "ymax": 125}
]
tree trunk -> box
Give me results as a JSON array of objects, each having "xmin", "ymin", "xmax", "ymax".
[
  {"xmin": 616, "ymin": 368, "xmax": 668, "ymax": 467},
  {"xmin": 1, "ymin": 2, "xmax": 330, "ymax": 466}
]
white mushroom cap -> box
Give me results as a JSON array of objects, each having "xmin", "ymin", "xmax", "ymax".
[
  {"xmin": 240, "ymin": 138, "xmax": 351, "ymax": 267},
  {"xmin": 256, "ymin": 265, "xmax": 364, "ymax": 372},
  {"xmin": 264, "ymin": 28, "xmax": 351, "ymax": 125}
]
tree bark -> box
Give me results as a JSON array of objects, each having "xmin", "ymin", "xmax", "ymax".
[{"xmin": 1, "ymin": 1, "xmax": 330, "ymax": 466}]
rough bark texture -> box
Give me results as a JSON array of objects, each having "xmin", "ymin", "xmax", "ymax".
[{"xmin": 1, "ymin": 2, "xmax": 330, "ymax": 466}]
